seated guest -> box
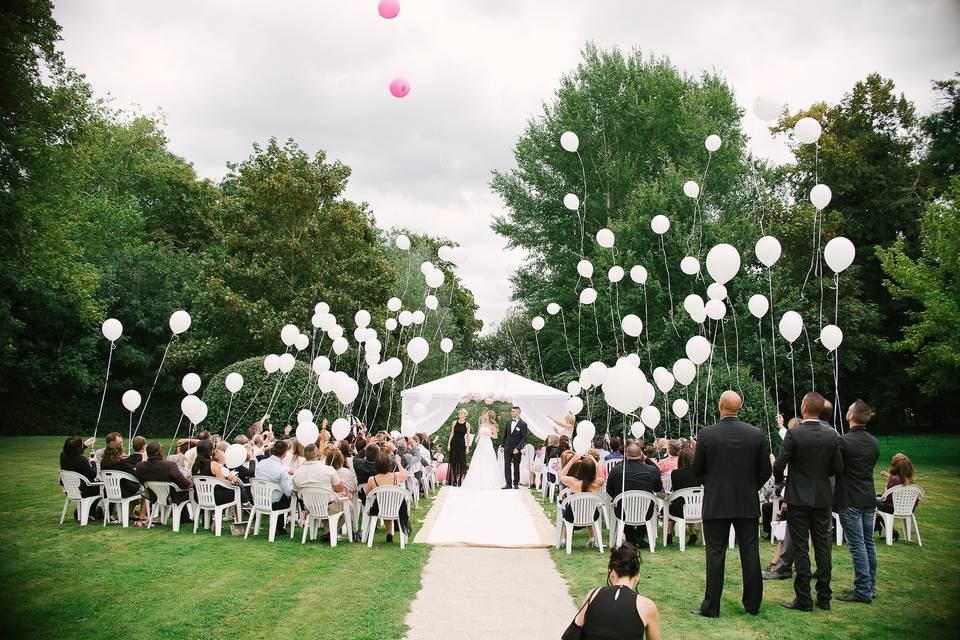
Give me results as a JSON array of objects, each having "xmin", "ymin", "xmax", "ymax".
[
  {"xmin": 875, "ymin": 452, "xmax": 918, "ymax": 540},
  {"xmin": 656, "ymin": 438, "xmax": 669, "ymax": 461},
  {"xmin": 93, "ymin": 431, "xmax": 122, "ymax": 463},
  {"xmin": 251, "ymin": 434, "xmax": 265, "ymax": 458},
  {"xmin": 167, "ymin": 440, "xmax": 193, "ymax": 478},
  {"xmin": 254, "ymin": 439, "xmax": 295, "ymax": 535},
  {"xmin": 366, "ymin": 451, "xmax": 410, "ymax": 542},
  {"xmin": 656, "ymin": 440, "xmax": 680, "ymax": 479},
  {"xmin": 183, "ymin": 430, "xmax": 211, "ymax": 471},
  {"xmin": 570, "ymin": 543, "xmax": 661, "ymax": 640},
  {"xmin": 559, "ymin": 453, "xmax": 605, "ymax": 547},
  {"xmin": 127, "ymin": 436, "xmax": 147, "ymax": 464},
  {"xmin": 328, "ymin": 448, "xmax": 358, "ymax": 496},
  {"xmin": 288, "ymin": 440, "xmax": 307, "ymax": 474},
  {"xmin": 339, "ymin": 440, "xmax": 355, "ymax": 470},
  {"xmin": 665, "ymin": 447, "xmax": 700, "ymax": 546},
  {"xmin": 605, "ymin": 437, "xmax": 623, "ymax": 461},
  {"xmin": 354, "ymin": 443, "xmax": 379, "ymax": 497},
  {"xmin": 606, "ymin": 442, "xmax": 663, "ymax": 547},
  {"xmin": 192, "ymin": 440, "xmax": 243, "ymax": 505},
  {"xmin": 642, "ymin": 445, "xmax": 659, "ymax": 468},
  {"xmin": 60, "ymin": 436, "xmax": 101, "ymax": 520},
  {"xmin": 593, "ymin": 439, "xmax": 609, "ymax": 460},
  {"xmin": 100, "ymin": 440, "xmax": 142, "ymax": 498},
  {"xmin": 135, "ymin": 441, "xmax": 193, "ymax": 510},
  {"xmin": 293, "ymin": 444, "xmax": 345, "ymax": 494}
]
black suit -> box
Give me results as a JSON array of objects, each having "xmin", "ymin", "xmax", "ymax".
[
  {"xmin": 692, "ymin": 416, "xmax": 771, "ymax": 617},
  {"xmin": 773, "ymin": 419, "xmax": 843, "ymax": 607},
  {"xmin": 501, "ymin": 417, "xmax": 528, "ymax": 487},
  {"xmin": 135, "ymin": 457, "xmax": 192, "ymax": 504}
]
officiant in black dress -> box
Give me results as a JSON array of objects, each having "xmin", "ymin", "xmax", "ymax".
[{"xmin": 447, "ymin": 408, "xmax": 470, "ymax": 486}]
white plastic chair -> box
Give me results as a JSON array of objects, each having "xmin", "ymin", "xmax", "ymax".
[
  {"xmin": 610, "ymin": 491, "xmax": 659, "ymax": 552},
  {"xmin": 58, "ymin": 471, "xmax": 102, "ymax": 526},
  {"xmin": 521, "ymin": 443, "xmax": 536, "ymax": 486},
  {"xmin": 832, "ymin": 511, "xmax": 844, "ymax": 545},
  {"xmin": 875, "ymin": 484, "xmax": 925, "ymax": 546},
  {"xmin": 405, "ymin": 461, "xmax": 422, "ymax": 509},
  {"xmin": 556, "ymin": 492, "xmax": 605, "ymax": 555},
  {"xmin": 661, "ymin": 473, "xmax": 673, "ymax": 494},
  {"xmin": 144, "ymin": 481, "xmax": 193, "ymax": 532},
  {"xmin": 298, "ymin": 488, "xmax": 351, "ymax": 547},
  {"xmin": 193, "ymin": 477, "xmax": 242, "ymax": 537},
  {"xmin": 99, "ymin": 470, "xmax": 142, "ymax": 528},
  {"xmin": 244, "ymin": 478, "xmax": 295, "ymax": 542},
  {"xmin": 602, "ymin": 458, "xmax": 620, "ymax": 477},
  {"xmin": 769, "ymin": 496, "xmax": 782, "ymax": 543},
  {"xmin": 366, "ymin": 485, "xmax": 412, "ymax": 548},
  {"xmin": 544, "ymin": 458, "xmax": 560, "ymax": 500},
  {"xmin": 662, "ymin": 486, "xmax": 704, "ymax": 552}
]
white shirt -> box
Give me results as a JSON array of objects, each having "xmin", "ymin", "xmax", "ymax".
[
  {"xmin": 292, "ymin": 460, "xmax": 341, "ymax": 492},
  {"xmin": 510, "ymin": 420, "xmax": 518, "ymax": 432}
]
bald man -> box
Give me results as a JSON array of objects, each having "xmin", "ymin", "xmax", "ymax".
[{"xmin": 691, "ymin": 390, "xmax": 771, "ymax": 618}]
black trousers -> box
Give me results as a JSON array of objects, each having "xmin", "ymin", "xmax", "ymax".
[
  {"xmin": 701, "ymin": 518, "xmax": 763, "ymax": 617},
  {"xmin": 503, "ymin": 448, "xmax": 521, "ymax": 487},
  {"xmin": 272, "ymin": 495, "xmax": 292, "ymax": 533},
  {"xmin": 787, "ymin": 505, "xmax": 833, "ymax": 606}
]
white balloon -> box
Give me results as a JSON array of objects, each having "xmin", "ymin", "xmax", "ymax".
[
  {"xmin": 353, "ymin": 327, "xmax": 368, "ymax": 343},
  {"xmin": 607, "ymin": 266, "xmax": 624, "ymax": 283},
  {"xmin": 626, "ymin": 353, "xmax": 642, "ymax": 368},
  {"xmin": 181, "ymin": 373, "xmax": 201, "ymax": 395},
  {"xmin": 621, "ymin": 314, "xmax": 643, "ymax": 337},
  {"xmin": 312, "ymin": 356, "xmax": 331, "ymax": 375},
  {"xmin": 425, "ymin": 294, "xmax": 439, "ymax": 310},
  {"xmin": 705, "ymin": 283, "xmax": 725, "ymax": 301},
  {"xmin": 680, "ymin": 256, "xmax": 700, "ymax": 275},
  {"xmin": 601, "ymin": 363, "xmax": 648, "ymax": 414},
  {"xmin": 705, "ymin": 134, "xmax": 722, "ymax": 152},
  {"xmin": 640, "ymin": 405, "xmax": 661, "ymax": 428},
  {"xmin": 367, "ymin": 363, "xmax": 385, "ymax": 385},
  {"xmin": 672, "ymin": 398, "xmax": 689, "ymax": 419},
  {"xmin": 319, "ymin": 314, "xmax": 336, "ymax": 332},
  {"xmin": 706, "ymin": 244, "xmax": 741, "ymax": 285},
  {"xmin": 388, "ymin": 357, "xmax": 403, "ymax": 377},
  {"xmin": 355, "ymin": 309, "xmax": 371, "ymax": 328},
  {"xmin": 190, "ymin": 401, "xmax": 207, "ymax": 427},
  {"xmin": 547, "ymin": 302, "xmax": 561, "ymax": 315},
  {"xmin": 395, "ymin": 234, "xmax": 410, "ymax": 250},
  {"xmin": 572, "ymin": 434, "xmax": 591, "ymax": 455},
  {"xmin": 121, "ymin": 389, "xmax": 141, "ymax": 412},
  {"xmin": 690, "ymin": 308, "xmax": 707, "ymax": 325},
  {"xmin": 685, "ymin": 335, "xmax": 711, "ymax": 365},
  {"xmin": 567, "ymin": 381, "xmax": 582, "ymax": 396},
  {"xmin": 810, "ymin": 183, "xmax": 832, "ymax": 210},
  {"xmin": 385, "ymin": 318, "xmax": 398, "ymax": 331},
  {"xmin": 653, "ymin": 367, "xmax": 675, "ymax": 393},
  {"xmin": 437, "ymin": 245, "xmax": 453, "ymax": 261},
  {"xmin": 224, "ymin": 443, "xmax": 247, "ymax": 469},
  {"xmin": 333, "ymin": 336, "xmax": 349, "ymax": 355},
  {"xmin": 181, "ymin": 394, "xmax": 201, "ymax": 418},
  {"xmin": 280, "ymin": 323, "xmax": 299, "ymax": 346},
  {"xmin": 650, "ymin": 215, "xmax": 670, "ymax": 235},
  {"xmin": 225, "ymin": 372, "xmax": 244, "ymax": 394},
  {"xmin": 560, "ymin": 131, "xmax": 580, "ymax": 152},
  {"xmin": 315, "ymin": 302, "xmax": 330, "ymax": 315},
  {"xmin": 294, "ymin": 333, "xmax": 309, "ymax": 352},
  {"xmin": 563, "ymin": 395, "xmax": 582, "ymax": 416},
  {"xmin": 426, "ymin": 269, "xmax": 445, "ymax": 288},
  {"xmin": 297, "ymin": 409, "xmax": 314, "ymax": 424},
  {"xmin": 101, "ymin": 318, "xmax": 123, "ymax": 342},
  {"xmin": 576, "ymin": 420, "xmax": 596, "ymax": 441},
  {"xmin": 407, "ymin": 336, "xmax": 429, "ymax": 363},
  {"xmin": 748, "ymin": 294, "xmax": 770, "ymax": 319},
  {"xmin": 563, "ymin": 193, "xmax": 580, "ymax": 211},
  {"xmin": 596, "ymin": 228, "xmax": 615, "ymax": 248},
  {"xmin": 387, "ymin": 297, "xmax": 402, "ymax": 312},
  {"xmin": 365, "ymin": 337, "xmax": 382, "ymax": 354},
  {"xmin": 440, "ymin": 337, "xmax": 453, "ymax": 353},
  {"xmin": 631, "ymin": 422, "xmax": 646, "ymax": 439},
  {"xmin": 296, "ymin": 421, "xmax": 319, "ymax": 446},
  {"xmin": 630, "ymin": 265, "xmax": 648, "ymax": 285},
  {"xmin": 576, "ymin": 259, "xmax": 594, "ymax": 278},
  {"xmin": 335, "ymin": 377, "xmax": 359, "ymax": 405},
  {"xmin": 778, "ymin": 311, "xmax": 803, "ymax": 343},
  {"xmin": 824, "ymin": 237, "xmax": 856, "ymax": 273},
  {"xmin": 820, "ymin": 324, "xmax": 843, "ymax": 351},
  {"xmin": 311, "ymin": 313, "xmax": 323, "ymax": 329},
  {"xmin": 412, "ymin": 310, "xmax": 426, "ymax": 325},
  {"xmin": 753, "ymin": 236, "xmax": 780, "ymax": 269},
  {"xmin": 316, "ymin": 371, "xmax": 334, "ymax": 393},
  {"xmin": 264, "ymin": 354, "xmax": 280, "ymax": 373},
  {"xmin": 705, "ymin": 299, "xmax": 727, "ymax": 320},
  {"xmin": 579, "ymin": 287, "xmax": 597, "ymax": 305},
  {"xmin": 753, "ymin": 94, "xmax": 783, "ymax": 121},
  {"xmin": 278, "ymin": 352, "xmax": 296, "ymax": 373},
  {"xmin": 331, "ymin": 418, "xmax": 351, "ymax": 441},
  {"xmin": 794, "ymin": 116, "xmax": 822, "ymax": 144},
  {"xmin": 683, "ymin": 180, "xmax": 700, "ymax": 199},
  {"xmin": 683, "ymin": 294, "xmax": 705, "ymax": 316},
  {"xmin": 398, "ymin": 310, "xmax": 413, "ymax": 327},
  {"xmin": 588, "ymin": 361, "xmax": 609, "ymax": 385},
  {"xmin": 420, "ymin": 261, "xmax": 434, "ymax": 276},
  {"xmin": 531, "ymin": 316, "xmax": 545, "ymax": 331},
  {"xmin": 169, "ymin": 310, "xmax": 191, "ymax": 335},
  {"xmin": 364, "ymin": 350, "xmax": 380, "ymax": 367}
]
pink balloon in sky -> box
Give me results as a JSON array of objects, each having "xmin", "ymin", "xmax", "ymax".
[
  {"xmin": 389, "ymin": 77, "xmax": 410, "ymax": 98},
  {"xmin": 378, "ymin": 0, "xmax": 400, "ymax": 19}
]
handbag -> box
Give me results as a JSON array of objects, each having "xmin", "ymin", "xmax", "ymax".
[{"xmin": 561, "ymin": 588, "xmax": 596, "ymax": 640}]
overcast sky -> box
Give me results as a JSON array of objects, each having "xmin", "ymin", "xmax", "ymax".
[{"xmin": 54, "ymin": 0, "xmax": 960, "ymax": 332}]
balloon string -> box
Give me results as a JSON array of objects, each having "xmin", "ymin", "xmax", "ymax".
[
  {"xmin": 767, "ymin": 269, "xmax": 781, "ymax": 412},
  {"xmin": 167, "ymin": 414, "xmax": 184, "ymax": 457},
  {"xmin": 233, "ymin": 380, "xmax": 265, "ymax": 433},
  {"xmin": 788, "ymin": 344, "xmax": 798, "ymax": 418},
  {"xmin": 685, "ymin": 386, "xmax": 692, "ymax": 437},
  {"xmin": 134, "ymin": 333, "xmax": 176, "ymax": 436},
  {"xmin": 702, "ymin": 321, "xmax": 719, "ymax": 427},
  {"xmin": 757, "ymin": 321, "xmax": 773, "ymax": 450},
  {"xmin": 577, "ymin": 305, "xmax": 583, "ymax": 367},
  {"xmin": 576, "ymin": 151, "xmax": 588, "ymax": 258},
  {"xmin": 720, "ymin": 316, "xmax": 731, "ymax": 382},
  {"xmin": 659, "ymin": 235, "xmax": 680, "ymax": 337},
  {"xmin": 834, "ymin": 273, "xmax": 842, "ymax": 431},
  {"xmin": 641, "ymin": 284, "xmax": 653, "ymax": 371},
  {"xmin": 93, "ymin": 341, "xmax": 115, "ymax": 442},
  {"xmin": 728, "ymin": 296, "xmax": 744, "ymax": 401},
  {"xmin": 533, "ymin": 331, "xmax": 546, "ymax": 384},
  {"xmin": 800, "ymin": 209, "xmax": 819, "ymax": 299},
  {"xmin": 222, "ymin": 393, "xmax": 235, "ymax": 436},
  {"xmin": 558, "ymin": 307, "xmax": 579, "ymax": 372},
  {"xmin": 817, "ymin": 212, "xmax": 825, "ymax": 334},
  {"xmin": 128, "ymin": 411, "xmax": 133, "ymax": 444},
  {"xmin": 803, "ymin": 324, "xmax": 816, "ymax": 392}
]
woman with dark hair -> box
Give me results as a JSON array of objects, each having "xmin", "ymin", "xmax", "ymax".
[
  {"xmin": 365, "ymin": 451, "xmax": 409, "ymax": 542},
  {"xmin": 559, "ymin": 453, "xmax": 605, "ymax": 547},
  {"xmin": 328, "ymin": 448, "xmax": 358, "ymax": 496},
  {"xmin": 875, "ymin": 453, "xmax": 918, "ymax": 540},
  {"xmin": 666, "ymin": 446, "xmax": 700, "ymax": 546},
  {"xmin": 568, "ymin": 543, "xmax": 661, "ymax": 639},
  {"xmin": 60, "ymin": 436, "xmax": 101, "ymax": 519},
  {"xmin": 191, "ymin": 440, "xmax": 241, "ymax": 506},
  {"xmin": 100, "ymin": 440, "xmax": 142, "ymax": 498}
]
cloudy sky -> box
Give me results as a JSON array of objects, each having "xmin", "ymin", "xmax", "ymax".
[{"xmin": 54, "ymin": 0, "xmax": 960, "ymax": 331}]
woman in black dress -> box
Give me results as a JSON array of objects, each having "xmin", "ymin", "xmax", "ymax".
[{"xmin": 446, "ymin": 408, "xmax": 470, "ymax": 486}]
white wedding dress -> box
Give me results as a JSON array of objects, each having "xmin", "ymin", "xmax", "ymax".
[{"xmin": 460, "ymin": 425, "xmax": 502, "ymax": 490}]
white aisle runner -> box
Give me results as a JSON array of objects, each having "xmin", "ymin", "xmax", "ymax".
[{"xmin": 414, "ymin": 487, "xmax": 553, "ymax": 548}]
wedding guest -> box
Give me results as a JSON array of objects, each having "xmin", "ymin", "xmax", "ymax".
[
  {"xmin": 875, "ymin": 453, "xmax": 918, "ymax": 540},
  {"xmin": 251, "ymin": 434, "xmax": 265, "ymax": 457},
  {"xmin": 592, "ymin": 439, "xmax": 609, "ymax": 460},
  {"xmin": 127, "ymin": 436, "xmax": 147, "ymax": 464},
  {"xmin": 183, "ymin": 430, "xmax": 211, "ymax": 471},
  {"xmin": 167, "ymin": 440, "xmax": 193, "ymax": 478},
  {"xmin": 288, "ymin": 440, "xmax": 307, "ymax": 474},
  {"xmin": 328, "ymin": 448, "xmax": 358, "ymax": 496},
  {"xmin": 656, "ymin": 438, "xmax": 669, "ymax": 460},
  {"xmin": 606, "ymin": 442, "xmax": 662, "ymax": 547},
  {"xmin": 366, "ymin": 451, "xmax": 409, "ymax": 542},
  {"xmin": 834, "ymin": 400, "xmax": 880, "ymax": 604},
  {"xmin": 60, "ymin": 435, "xmax": 100, "ymax": 503},
  {"xmin": 549, "ymin": 413, "xmax": 576, "ymax": 438},
  {"xmin": 447, "ymin": 408, "xmax": 470, "ymax": 486},
  {"xmin": 605, "ymin": 437, "xmax": 623, "ymax": 461},
  {"xmin": 135, "ymin": 441, "xmax": 192, "ymax": 508},
  {"xmin": 254, "ymin": 439, "xmax": 294, "ymax": 536},
  {"xmin": 293, "ymin": 444, "xmax": 345, "ymax": 503},
  {"xmin": 570, "ymin": 543, "xmax": 661, "ymax": 640},
  {"xmin": 642, "ymin": 445, "xmax": 659, "ymax": 468},
  {"xmin": 192, "ymin": 440, "xmax": 242, "ymax": 505},
  {"xmin": 100, "ymin": 440, "xmax": 142, "ymax": 498},
  {"xmin": 665, "ymin": 446, "xmax": 699, "ymax": 546},
  {"xmin": 559, "ymin": 453, "xmax": 605, "ymax": 547},
  {"xmin": 774, "ymin": 392, "xmax": 843, "ymax": 612},
  {"xmin": 656, "ymin": 440, "xmax": 680, "ymax": 478},
  {"xmin": 339, "ymin": 440, "xmax": 354, "ymax": 470}
]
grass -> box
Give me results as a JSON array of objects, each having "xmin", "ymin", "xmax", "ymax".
[
  {"xmin": 0, "ymin": 437, "xmax": 435, "ymax": 640},
  {"xmin": 537, "ymin": 435, "xmax": 960, "ymax": 640}
]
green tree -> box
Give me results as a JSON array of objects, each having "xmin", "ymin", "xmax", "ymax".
[{"xmin": 922, "ymin": 73, "xmax": 960, "ymax": 197}]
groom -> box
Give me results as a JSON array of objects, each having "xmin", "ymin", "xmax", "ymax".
[{"xmin": 501, "ymin": 405, "xmax": 529, "ymax": 489}]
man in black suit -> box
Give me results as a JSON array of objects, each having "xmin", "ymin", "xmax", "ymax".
[
  {"xmin": 501, "ymin": 406, "xmax": 528, "ymax": 489},
  {"xmin": 774, "ymin": 391, "xmax": 843, "ymax": 612},
  {"xmin": 606, "ymin": 441, "xmax": 662, "ymax": 546},
  {"xmin": 135, "ymin": 441, "xmax": 193, "ymax": 505},
  {"xmin": 692, "ymin": 390, "xmax": 771, "ymax": 618}
]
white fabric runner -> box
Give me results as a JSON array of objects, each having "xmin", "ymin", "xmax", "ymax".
[{"xmin": 416, "ymin": 487, "xmax": 548, "ymax": 547}]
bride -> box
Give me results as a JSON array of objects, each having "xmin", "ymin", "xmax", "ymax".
[{"xmin": 460, "ymin": 409, "xmax": 502, "ymax": 490}]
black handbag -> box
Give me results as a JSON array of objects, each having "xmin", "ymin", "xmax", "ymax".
[{"xmin": 561, "ymin": 588, "xmax": 596, "ymax": 640}]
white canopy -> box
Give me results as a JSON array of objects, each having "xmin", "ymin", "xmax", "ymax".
[{"xmin": 400, "ymin": 369, "xmax": 568, "ymax": 439}]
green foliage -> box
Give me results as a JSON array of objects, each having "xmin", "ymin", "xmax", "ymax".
[{"xmin": 922, "ymin": 73, "xmax": 960, "ymax": 197}]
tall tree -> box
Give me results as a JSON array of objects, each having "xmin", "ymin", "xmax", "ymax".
[{"xmin": 922, "ymin": 73, "xmax": 960, "ymax": 197}]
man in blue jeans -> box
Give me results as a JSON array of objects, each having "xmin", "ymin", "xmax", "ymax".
[{"xmin": 833, "ymin": 400, "xmax": 880, "ymax": 603}]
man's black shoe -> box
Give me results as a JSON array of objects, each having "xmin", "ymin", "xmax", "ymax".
[
  {"xmin": 690, "ymin": 609, "xmax": 717, "ymax": 618},
  {"xmin": 837, "ymin": 593, "xmax": 871, "ymax": 604},
  {"xmin": 781, "ymin": 600, "xmax": 812, "ymax": 612},
  {"xmin": 763, "ymin": 570, "xmax": 792, "ymax": 580},
  {"xmin": 816, "ymin": 600, "xmax": 831, "ymax": 611},
  {"xmin": 502, "ymin": 486, "xmax": 512, "ymax": 490}
]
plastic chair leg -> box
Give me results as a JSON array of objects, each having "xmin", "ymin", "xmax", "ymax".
[
  {"xmin": 329, "ymin": 515, "xmax": 340, "ymax": 547},
  {"xmin": 367, "ymin": 517, "xmax": 378, "ymax": 547},
  {"xmin": 647, "ymin": 520, "xmax": 657, "ymax": 553},
  {"xmin": 913, "ymin": 517, "xmax": 922, "ymax": 546},
  {"xmin": 79, "ymin": 498, "xmax": 94, "ymax": 526},
  {"xmin": 60, "ymin": 498, "xmax": 70, "ymax": 525},
  {"xmin": 565, "ymin": 523, "xmax": 573, "ymax": 555},
  {"xmin": 679, "ymin": 520, "xmax": 687, "ymax": 553},
  {"xmin": 214, "ymin": 511, "xmax": 223, "ymax": 537},
  {"xmin": 594, "ymin": 522, "xmax": 604, "ymax": 553},
  {"xmin": 267, "ymin": 514, "xmax": 277, "ymax": 543},
  {"xmin": 244, "ymin": 512, "xmax": 254, "ymax": 538}
]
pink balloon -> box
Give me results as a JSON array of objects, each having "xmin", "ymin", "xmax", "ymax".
[
  {"xmin": 378, "ymin": 0, "xmax": 400, "ymax": 19},
  {"xmin": 389, "ymin": 77, "xmax": 410, "ymax": 98}
]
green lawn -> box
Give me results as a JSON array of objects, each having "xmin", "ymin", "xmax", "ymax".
[
  {"xmin": 0, "ymin": 437, "xmax": 434, "ymax": 640},
  {"xmin": 537, "ymin": 435, "xmax": 960, "ymax": 640}
]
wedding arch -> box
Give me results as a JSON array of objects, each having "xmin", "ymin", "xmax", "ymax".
[{"xmin": 400, "ymin": 370, "xmax": 568, "ymax": 438}]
